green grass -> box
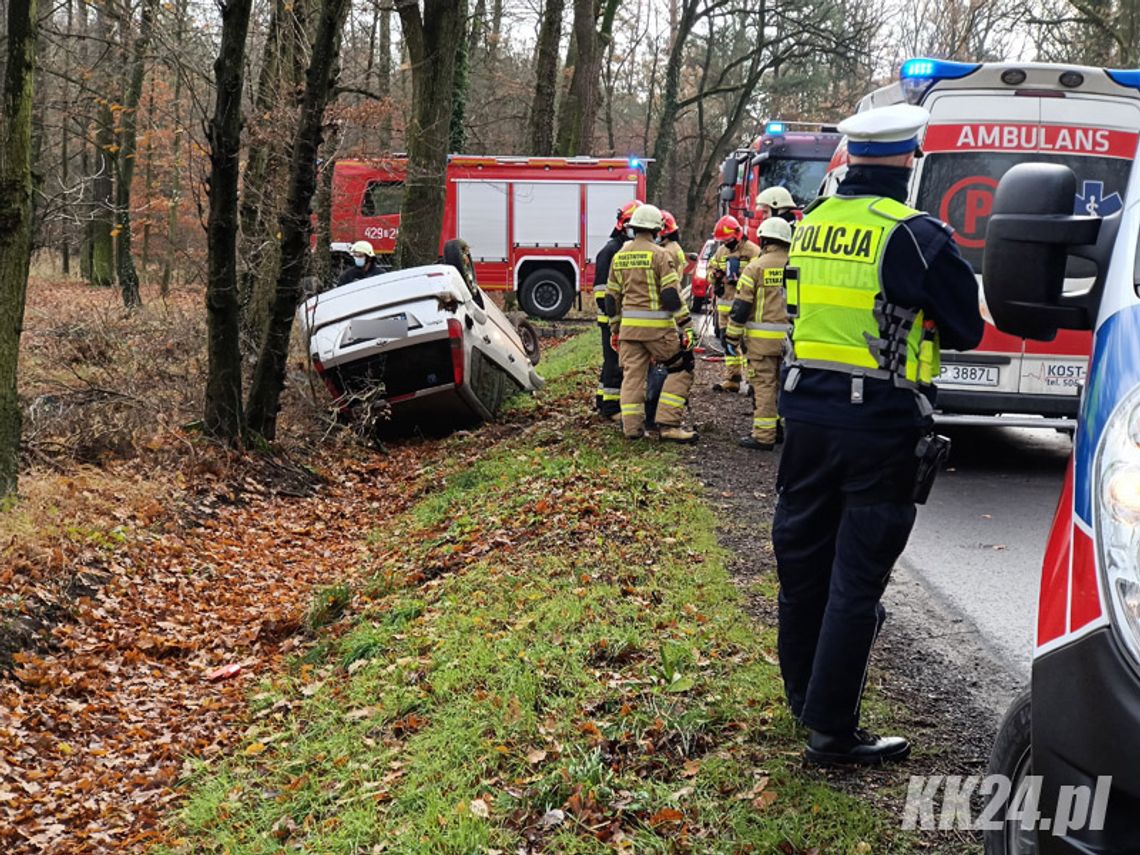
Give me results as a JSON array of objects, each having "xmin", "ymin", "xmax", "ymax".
[{"xmin": 162, "ymin": 333, "xmax": 922, "ymax": 854}]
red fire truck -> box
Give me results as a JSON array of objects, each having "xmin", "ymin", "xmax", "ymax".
[
  {"xmin": 717, "ymin": 121, "xmax": 842, "ymax": 240},
  {"xmin": 329, "ymin": 155, "xmax": 647, "ymax": 319},
  {"xmin": 820, "ymin": 59, "xmax": 1140, "ymax": 428}
]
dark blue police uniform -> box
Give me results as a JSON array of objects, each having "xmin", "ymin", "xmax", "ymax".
[{"xmin": 773, "ymin": 163, "xmax": 984, "ymax": 738}]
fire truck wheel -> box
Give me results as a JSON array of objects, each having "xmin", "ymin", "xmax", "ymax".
[
  {"xmin": 519, "ymin": 268, "xmax": 573, "ymax": 320},
  {"xmin": 984, "ymin": 689, "xmax": 1035, "ymax": 855}
]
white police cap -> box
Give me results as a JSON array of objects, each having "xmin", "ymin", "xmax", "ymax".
[{"xmin": 838, "ymin": 104, "xmax": 930, "ymax": 156}]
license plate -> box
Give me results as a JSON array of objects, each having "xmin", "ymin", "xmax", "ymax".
[{"xmin": 939, "ymin": 363, "xmax": 1000, "ymax": 387}]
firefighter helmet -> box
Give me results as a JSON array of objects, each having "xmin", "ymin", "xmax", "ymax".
[
  {"xmin": 629, "ymin": 203, "xmax": 664, "ymax": 231},
  {"xmin": 758, "ymin": 216, "xmax": 793, "ymax": 244},
  {"xmin": 350, "ymin": 239, "xmax": 375, "ymax": 258},
  {"xmin": 713, "ymin": 215, "xmax": 743, "ymax": 243},
  {"xmin": 616, "ymin": 199, "xmax": 644, "ymax": 230},
  {"xmin": 757, "ymin": 186, "xmax": 797, "ymax": 211},
  {"xmin": 660, "ymin": 210, "xmax": 679, "ymax": 236}
]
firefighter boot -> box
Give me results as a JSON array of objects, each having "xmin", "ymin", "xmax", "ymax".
[
  {"xmin": 659, "ymin": 425, "xmax": 697, "ymax": 443},
  {"xmin": 738, "ymin": 435, "xmax": 774, "ymax": 451}
]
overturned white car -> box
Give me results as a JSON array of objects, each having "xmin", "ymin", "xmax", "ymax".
[{"xmin": 299, "ymin": 245, "xmax": 544, "ymax": 433}]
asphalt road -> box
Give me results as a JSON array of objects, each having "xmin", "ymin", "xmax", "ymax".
[{"xmin": 897, "ymin": 425, "xmax": 1073, "ymax": 681}]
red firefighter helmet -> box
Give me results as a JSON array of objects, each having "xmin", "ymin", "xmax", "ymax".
[
  {"xmin": 616, "ymin": 199, "xmax": 644, "ymax": 230},
  {"xmin": 713, "ymin": 215, "xmax": 743, "ymax": 243},
  {"xmin": 660, "ymin": 210, "xmax": 679, "ymax": 236}
]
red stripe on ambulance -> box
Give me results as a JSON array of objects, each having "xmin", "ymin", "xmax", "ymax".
[
  {"xmin": 1037, "ymin": 460, "xmax": 1073, "ymax": 648},
  {"xmin": 925, "ymin": 123, "xmax": 1139, "ymax": 158}
]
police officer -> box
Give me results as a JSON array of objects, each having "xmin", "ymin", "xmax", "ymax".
[
  {"xmin": 607, "ymin": 204, "xmax": 697, "ymax": 443},
  {"xmin": 725, "ymin": 216, "xmax": 792, "ymax": 450},
  {"xmin": 595, "ymin": 200, "xmax": 642, "ymax": 421},
  {"xmin": 336, "ymin": 240, "xmax": 380, "ymax": 286},
  {"xmin": 756, "ymin": 186, "xmax": 800, "ymax": 225},
  {"xmin": 772, "ymin": 104, "xmax": 983, "ymax": 765},
  {"xmin": 708, "ymin": 215, "xmax": 760, "ymax": 392}
]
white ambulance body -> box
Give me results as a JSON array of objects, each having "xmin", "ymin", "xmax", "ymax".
[{"xmin": 821, "ymin": 59, "xmax": 1140, "ymax": 427}]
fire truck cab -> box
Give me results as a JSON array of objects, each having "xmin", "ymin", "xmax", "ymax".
[
  {"xmin": 821, "ymin": 59, "xmax": 1140, "ymax": 428},
  {"xmin": 329, "ymin": 156, "xmax": 647, "ymax": 320},
  {"xmin": 717, "ymin": 120, "xmax": 841, "ymax": 242}
]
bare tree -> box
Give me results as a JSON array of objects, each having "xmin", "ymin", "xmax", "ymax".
[
  {"xmin": 246, "ymin": 0, "xmax": 354, "ymax": 439},
  {"xmin": 203, "ymin": 0, "xmax": 255, "ymax": 444},
  {"xmin": 0, "ymin": 0, "xmax": 39, "ymax": 495},
  {"xmin": 394, "ymin": 0, "xmax": 467, "ymax": 268},
  {"xmin": 528, "ymin": 0, "xmax": 565, "ymax": 155}
]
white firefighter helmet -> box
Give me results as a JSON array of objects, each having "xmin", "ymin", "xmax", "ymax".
[
  {"xmin": 758, "ymin": 217, "xmax": 793, "ymax": 244},
  {"xmin": 350, "ymin": 239, "xmax": 375, "ymax": 258},
  {"xmin": 757, "ymin": 185, "xmax": 797, "ymax": 211},
  {"xmin": 628, "ymin": 203, "xmax": 664, "ymax": 230}
]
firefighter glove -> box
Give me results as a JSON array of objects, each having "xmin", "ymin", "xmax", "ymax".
[
  {"xmin": 610, "ymin": 333, "xmax": 620, "ymax": 353},
  {"xmin": 680, "ymin": 326, "xmax": 697, "ymax": 351}
]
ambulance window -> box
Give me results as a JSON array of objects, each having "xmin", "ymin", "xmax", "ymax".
[
  {"xmin": 915, "ymin": 151, "xmax": 1131, "ymax": 274},
  {"xmin": 361, "ymin": 180, "xmax": 404, "ymax": 217}
]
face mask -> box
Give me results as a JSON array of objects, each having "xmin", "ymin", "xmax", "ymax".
[
  {"xmin": 353, "ymin": 256, "xmax": 367, "ymax": 268},
  {"xmin": 725, "ymin": 239, "xmax": 739, "ymax": 251}
]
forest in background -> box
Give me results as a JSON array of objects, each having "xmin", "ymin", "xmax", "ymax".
[{"xmin": 2, "ymin": 0, "xmax": 1140, "ymax": 493}]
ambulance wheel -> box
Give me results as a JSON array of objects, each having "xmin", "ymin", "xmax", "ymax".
[
  {"xmin": 984, "ymin": 690, "xmax": 1036, "ymax": 855},
  {"xmin": 519, "ymin": 268, "xmax": 573, "ymax": 320}
]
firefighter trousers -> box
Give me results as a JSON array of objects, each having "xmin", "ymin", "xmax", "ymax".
[
  {"xmin": 597, "ymin": 320, "xmax": 622, "ymax": 417},
  {"xmin": 747, "ymin": 354, "xmax": 780, "ymax": 443},
  {"xmin": 618, "ymin": 336, "xmax": 693, "ymax": 436},
  {"xmin": 771, "ymin": 420, "xmax": 921, "ymax": 734}
]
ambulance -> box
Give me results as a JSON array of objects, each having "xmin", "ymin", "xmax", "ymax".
[
  {"xmin": 821, "ymin": 59, "xmax": 1140, "ymax": 428},
  {"xmin": 979, "ymin": 135, "xmax": 1140, "ymax": 849}
]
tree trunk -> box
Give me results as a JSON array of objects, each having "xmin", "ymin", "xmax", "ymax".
[
  {"xmin": 394, "ymin": 0, "xmax": 467, "ymax": 269},
  {"xmin": 203, "ymin": 0, "xmax": 255, "ymax": 444},
  {"xmin": 313, "ymin": 120, "xmax": 340, "ymax": 287},
  {"xmin": 647, "ymin": 0, "xmax": 699, "ymax": 198},
  {"xmin": 555, "ymin": 0, "xmax": 597, "ymax": 155},
  {"xmin": 90, "ymin": 2, "xmax": 115, "ymax": 288},
  {"xmin": 0, "ymin": 0, "xmax": 38, "ymax": 496},
  {"xmin": 161, "ymin": 0, "xmax": 186, "ymax": 296},
  {"xmin": 377, "ymin": 5, "xmax": 392, "ymax": 149},
  {"xmin": 115, "ymin": 0, "xmax": 158, "ymax": 309},
  {"xmin": 245, "ymin": 0, "xmax": 352, "ymax": 439},
  {"xmin": 527, "ymin": 0, "xmax": 564, "ymax": 155},
  {"xmin": 450, "ymin": 11, "xmax": 470, "ymax": 152},
  {"xmin": 239, "ymin": 0, "xmax": 314, "ymax": 339}
]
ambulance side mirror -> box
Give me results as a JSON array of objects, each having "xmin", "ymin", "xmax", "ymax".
[{"xmin": 983, "ymin": 163, "xmax": 1112, "ymax": 340}]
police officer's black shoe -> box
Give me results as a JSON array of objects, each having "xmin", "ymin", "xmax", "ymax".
[
  {"xmin": 804, "ymin": 728, "xmax": 910, "ymax": 766},
  {"xmin": 738, "ymin": 436, "xmax": 775, "ymax": 451}
]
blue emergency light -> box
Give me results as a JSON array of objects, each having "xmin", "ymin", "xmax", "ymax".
[
  {"xmin": 1106, "ymin": 69, "xmax": 1140, "ymax": 92},
  {"xmin": 898, "ymin": 57, "xmax": 980, "ymax": 104},
  {"xmin": 765, "ymin": 121, "xmax": 786, "ymax": 135},
  {"xmin": 900, "ymin": 57, "xmax": 979, "ymax": 80},
  {"xmin": 628, "ymin": 157, "xmax": 642, "ymax": 168}
]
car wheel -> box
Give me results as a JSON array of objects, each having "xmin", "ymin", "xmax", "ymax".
[
  {"xmin": 984, "ymin": 690, "xmax": 1036, "ymax": 855},
  {"xmin": 519, "ymin": 268, "xmax": 573, "ymax": 320},
  {"xmin": 515, "ymin": 319, "xmax": 541, "ymax": 365}
]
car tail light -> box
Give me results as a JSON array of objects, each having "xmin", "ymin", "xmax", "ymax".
[
  {"xmin": 311, "ymin": 356, "xmax": 344, "ymax": 400},
  {"xmin": 447, "ymin": 318, "xmax": 464, "ymax": 386},
  {"xmin": 1095, "ymin": 386, "xmax": 1140, "ymax": 663}
]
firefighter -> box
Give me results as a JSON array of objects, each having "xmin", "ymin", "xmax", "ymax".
[
  {"xmin": 594, "ymin": 200, "xmax": 643, "ymax": 421},
  {"xmin": 725, "ymin": 216, "xmax": 791, "ymax": 450},
  {"xmin": 756, "ymin": 186, "xmax": 801, "ymax": 225},
  {"xmin": 607, "ymin": 204, "xmax": 697, "ymax": 443},
  {"xmin": 772, "ymin": 104, "xmax": 983, "ymax": 765},
  {"xmin": 708, "ymin": 215, "xmax": 760, "ymax": 392},
  {"xmin": 658, "ymin": 210, "xmax": 686, "ymax": 274},
  {"xmin": 336, "ymin": 240, "xmax": 380, "ymax": 286}
]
